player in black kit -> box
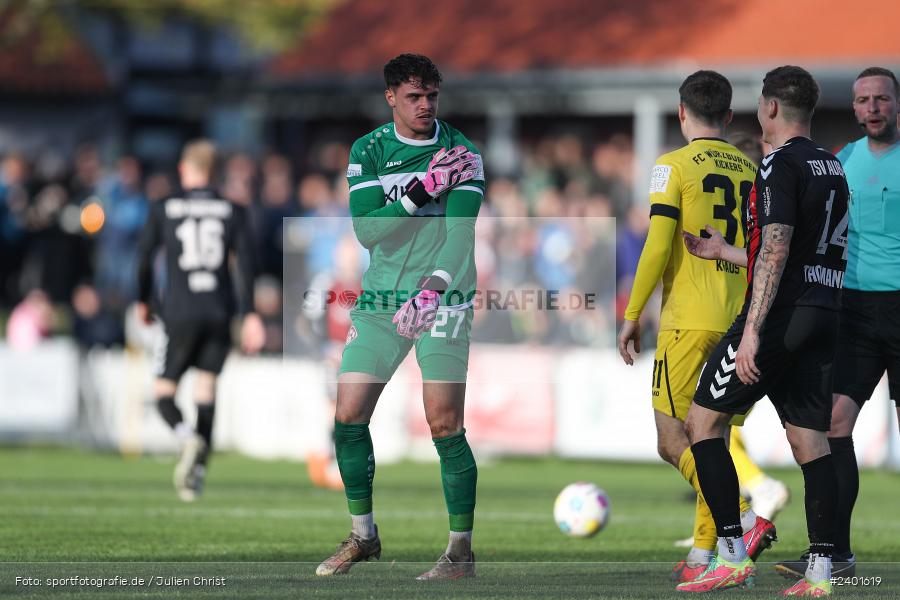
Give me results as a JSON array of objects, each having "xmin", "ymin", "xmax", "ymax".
[
  {"xmin": 677, "ymin": 67, "xmax": 849, "ymax": 595},
  {"xmin": 136, "ymin": 140, "xmax": 265, "ymax": 501}
]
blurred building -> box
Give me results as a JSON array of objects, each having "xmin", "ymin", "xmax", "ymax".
[
  {"xmin": 2, "ymin": 0, "xmax": 900, "ymax": 342},
  {"xmin": 266, "ymin": 0, "xmax": 900, "ymax": 201},
  {"xmin": 0, "ymin": 7, "xmax": 112, "ymax": 156}
]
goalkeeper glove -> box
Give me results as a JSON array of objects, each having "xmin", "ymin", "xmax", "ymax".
[
  {"xmin": 404, "ymin": 145, "xmax": 478, "ymax": 208},
  {"xmin": 392, "ymin": 275, "xmax": 448, "ymax": 339}
]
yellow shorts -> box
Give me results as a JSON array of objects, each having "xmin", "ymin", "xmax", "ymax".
[{"xmin": 652, "ymin": 329, "xmax": 746, "ymax": 425}]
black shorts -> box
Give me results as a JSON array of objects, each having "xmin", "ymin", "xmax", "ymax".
[
  {"xmin": 694, "ymin": 306, "xmax": 838, "ymax": 431},
  {"xmin": 833, "ymin": 289, "xmax": 900, "ymax": 405},
  {"xmin": 157, "ymin": 320, "xmax": 231, "ymax": 381}
]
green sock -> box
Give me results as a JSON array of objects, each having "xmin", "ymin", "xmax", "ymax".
[
  {"xmin": 433, "ymin": 428, "xmax": 477, "ymax": 532},
  {"xmin": 334, "ymin": 420, "xmax": 374, "ymax": 515}
]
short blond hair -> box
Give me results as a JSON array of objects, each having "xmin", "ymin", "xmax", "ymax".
[{"xmin": 180, "ymin": 139, "xmax": 217, "ymax": 176}]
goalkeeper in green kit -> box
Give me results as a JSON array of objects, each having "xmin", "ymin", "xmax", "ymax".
[{"xmin": 315, "ymin": 54, "xmax": 484, "ymax": 580}]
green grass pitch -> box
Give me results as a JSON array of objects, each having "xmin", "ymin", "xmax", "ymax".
[{"xmin": 1, "ymin": 447, "xmax": 898, "ymax": 598}]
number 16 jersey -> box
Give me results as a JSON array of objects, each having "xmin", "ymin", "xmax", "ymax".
[
  {"xmin": 137, "ymin": 187, "xmax": 256, "ymax": 324},
  {"xmin": 632, "ymin": 137, "xmax": 756, "ymax": 332}
]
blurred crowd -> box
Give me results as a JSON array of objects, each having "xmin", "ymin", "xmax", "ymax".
[{"xmin": 0, "ymin": 131, "xmax": 654, "ymax": 354}]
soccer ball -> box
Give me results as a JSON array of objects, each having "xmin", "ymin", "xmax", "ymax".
[{"xmin": 554, "ymin": 482, "xmax": 610, "ymax": 538}]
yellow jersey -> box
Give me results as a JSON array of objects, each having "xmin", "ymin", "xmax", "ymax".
[{"xmin": 624, "ymin": 137, "xmax": 756, "ymax": 332}]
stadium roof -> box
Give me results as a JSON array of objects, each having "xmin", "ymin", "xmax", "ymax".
[
  {"xmin": 0, "ymin": 9, "xmax": 108, "ymax": 95},
  {"xmin": 269, "ymin": 0, "xmax": 900, "ymax": 79}
]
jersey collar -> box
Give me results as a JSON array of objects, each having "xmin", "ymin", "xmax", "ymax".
[
  {"xmin": 783, "ymin": 136, "xmax": 810, "ymax": 146},
  {"xmin": 393, "ymin": 121, "xmax": 441, "ymax": 146},
  {"xmin": 691, "ymin": 136, "xmax": 727, "ymax": 143},
  {"xmin": 865, "ymin": 136, "xmax": 900, "ymax": 158}
]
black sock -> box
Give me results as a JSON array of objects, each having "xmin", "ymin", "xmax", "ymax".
[
  {"xmin": 157, "ymin": 396, "xmax": 183, "ymax": 429},
  {"xmin": 196, "ymin": 404, "xmax": 215, "ymax": 465},
  {"xmin": 691, "ymin": 438, "xmax": 742, "ymax": 538},
  {"xmin": 801, "ymin": 454, "xmax": 838, "ymax": 557},
  {"xmin": 828, "ymin": 437, "xmax": 857, "ymax": 556}
]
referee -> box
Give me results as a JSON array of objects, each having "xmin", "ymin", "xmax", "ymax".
[{"xmin": 776, "ymin": 67, "xmax": 900, "ymax": 580}]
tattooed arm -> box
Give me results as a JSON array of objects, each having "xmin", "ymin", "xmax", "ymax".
[
  {"xmin": 735, "ymin": 222, "xmax": 794, "ymax": 384},
  {"xmin": 746, "ymin": 223, "xmax": 794, "ymax": 330}
]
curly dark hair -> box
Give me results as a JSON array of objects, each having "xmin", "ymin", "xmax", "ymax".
[
  {"xmin": 762, "ymin": 66, "xmax": 820, "ymax": 123},
  {"xmin": 383, "ymin": 53, "xmax": 442, "ymax": 89}
]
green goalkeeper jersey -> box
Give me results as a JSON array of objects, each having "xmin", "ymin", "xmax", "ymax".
[{"xmin": 346, "ymin": 120, "xmax": 485, "ymax": 312}]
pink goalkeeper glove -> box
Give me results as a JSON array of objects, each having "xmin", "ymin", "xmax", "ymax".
[
  {"xmin": 422, "ymin": 145, "xmax": 478, "ymax": 197},
  {"xmin": 393, "ymin": 290, "xmax": 441, "ymax": 339}
]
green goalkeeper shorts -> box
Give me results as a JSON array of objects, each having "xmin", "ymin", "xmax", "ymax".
[{"xmin": 339, "ymin": 305, "xmax": 473, "ymax": 382}]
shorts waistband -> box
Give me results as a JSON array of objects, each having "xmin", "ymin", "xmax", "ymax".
[{"xmin": 843, "ymin": 288, "xmax": 900, "ymax": 302}]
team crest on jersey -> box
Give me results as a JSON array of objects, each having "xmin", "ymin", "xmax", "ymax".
[{"xmin": 345, "ymin": 326, "xmax": 358, "ymax": 346}]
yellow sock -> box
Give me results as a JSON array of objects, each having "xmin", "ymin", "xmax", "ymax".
[
  {"xmin": 678, "ymin": 445, "xmax": 753, "ymax": 546},
  {"xmin": 730, "ymin": 426, "xmax": 766, "ymax": 491},
  {"xmin": 678, "ymin": 446, "xmax": 716, "ymax": 550},
  {"xmin": 693, "ymin": 494, "xmax": 717, "ymax": 551}
]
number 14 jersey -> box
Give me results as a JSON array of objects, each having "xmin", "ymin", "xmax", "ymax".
[
  {"xmin": 640, "ymin": 137, "xmax": 756, "ymax": 332},
  {"xmin": 744, "ymin": 136, "xmax": 849, "ymax": 313}
]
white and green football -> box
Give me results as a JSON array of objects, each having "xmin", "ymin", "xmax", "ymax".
[{"xmin": 553, "ymin": 482, "xmax": 610, "ymax": 538}]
